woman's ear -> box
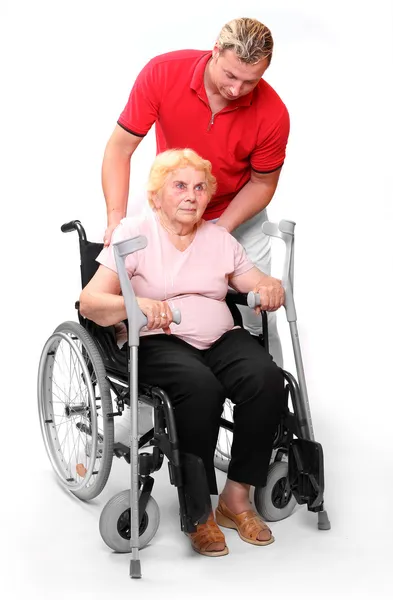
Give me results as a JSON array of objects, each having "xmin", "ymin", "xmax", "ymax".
[{"xmin": 151, "ymin": 192, "xmax": 161, "ymax": 210}]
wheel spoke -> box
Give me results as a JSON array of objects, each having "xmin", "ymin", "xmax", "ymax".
[{"xmin": 38, "ymin": 324, "xmax": 114, "ymax": 499}]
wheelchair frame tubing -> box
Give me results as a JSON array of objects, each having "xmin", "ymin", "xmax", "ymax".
[{"xmin": 150, "ymin": 386, "xmax": 195, "ymax": 532}]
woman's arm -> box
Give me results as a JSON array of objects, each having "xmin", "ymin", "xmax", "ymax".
[
  {"xmin": 79, "ymin": 265, "xmax": 173, "ymax": 332},
  {"xmin": 229, "ymin": 266, "xmax": 285, "ymax": 313},
  {"xmin": 79, "ymin": 265, "xmax": 126, "ymax": 326}
]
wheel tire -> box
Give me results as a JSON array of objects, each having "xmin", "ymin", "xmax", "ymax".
[
  {"xmin": 38, "ymin": 321, "xmax": 114, "ymax": 501},
  {"xmin": 254, "ymin": 461, "xmax": 297, "ymax": 522},
  {"xmin": 99, "ymin": 491, "xmax": 160, "ymax": 553}
]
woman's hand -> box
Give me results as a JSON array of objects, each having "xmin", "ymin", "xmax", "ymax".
[
  {"xmin": 136, "ymin": 298, "xmax": 173, "ymax": 334},
  {"xmin": 253, "ymin": 277, "xmax": 285, "ymax": 314}
]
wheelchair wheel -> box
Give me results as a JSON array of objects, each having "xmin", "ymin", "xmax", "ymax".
[
  {"xmin": 214, "ymin": 399, "xmax": 233, "ymax": 472},
  {"xmin": 37, "ymin": 321, "xmax": 114, "ymax": 501},
  {"xmin": 254, "ymin": 461, "xmax": 297, "ymax": 522},
  {"xmin": 99, "ymin": 490, "xmax": 160, "ymax": 552}
]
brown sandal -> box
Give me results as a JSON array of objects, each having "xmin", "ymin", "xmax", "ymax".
[
  {"xmin": 187, "ymin": 517, "xmax": 229, "ymax": 557},
  {"xmin": 216, "ymin": 497, "xmax": 274, "ymax": 546}
]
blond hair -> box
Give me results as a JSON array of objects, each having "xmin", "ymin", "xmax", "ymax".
[
  {"xmin": 147, "ymin": 149, "xmax": 217, "ymax": 208},
  {"xmin": 217, "ymin": 17, "xmax": 273, "ymax": 65}
]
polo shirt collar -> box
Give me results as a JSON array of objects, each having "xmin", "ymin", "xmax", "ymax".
[{"xmin": 190, "ymin": 51, "xmax": 254, "ymax": 108}]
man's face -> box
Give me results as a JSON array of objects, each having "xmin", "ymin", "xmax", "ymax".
[{"xmin": 210, "ymin": 48, "xmax": 269, "ymax": 100}]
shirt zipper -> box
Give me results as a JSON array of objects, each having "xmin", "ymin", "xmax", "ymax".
[
  {"xmin": 208, "ymin": 113, "xmax": 215, "ymax": 131},
  {"xmin": 207, "ymin": 106, "xmax": 239, "ymax": 131},
  {"xmin": 197, "ymin": 93, "xmax": 240, "ymax": 131}
]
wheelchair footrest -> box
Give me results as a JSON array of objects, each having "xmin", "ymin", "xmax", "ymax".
[{"xmin": 288, "ymin": 438, "xmax": 325, "ymax": 510}]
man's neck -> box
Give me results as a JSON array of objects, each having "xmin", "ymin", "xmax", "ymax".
[
  {"xmin": 204, "ymin": 60, "xmax": 229, "ymax": 112},
  {"xmin": 204, "ymin": 58, "xmax": 217, "ymax": 96}
]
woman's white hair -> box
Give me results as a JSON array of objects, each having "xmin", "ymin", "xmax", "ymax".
[{"xmin": 147, "ymin": 149, "xmax": 217, "ymax": 208}]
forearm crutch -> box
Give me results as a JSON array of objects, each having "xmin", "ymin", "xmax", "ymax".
[
  {"xmin": 113, "ymin": 235, "xmax": 181, "ymax": 579},
  {"xmin": 248, "ymin": 219, "xmax": 331, "ymax": 531}
]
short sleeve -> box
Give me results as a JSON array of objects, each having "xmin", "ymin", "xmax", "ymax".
[
  {"xmin": 224, "ymin": 231, "xmax": 254, "ymax": 276},
  {"xmin": 96, "ymin": 221, "xmax": 138, "ymax": 277},
  {"xmin": 117, "ymin": 61, "xmax": 161, "ymax": 136},
  {"xmin": 251, "ymin": 107, "xmax": 290, "ymax": 173}
]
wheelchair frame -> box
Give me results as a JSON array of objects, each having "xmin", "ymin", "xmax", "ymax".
[{"xmin": 37, "ymin": 218, "xmax": 330, "ymax": 580}]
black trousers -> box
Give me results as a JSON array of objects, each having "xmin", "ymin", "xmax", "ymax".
[{"xmin": 138, "ymin": 328, "xmax": 286, "ymax": 494}]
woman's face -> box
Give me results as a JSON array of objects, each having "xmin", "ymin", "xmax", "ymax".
[{"xmin": 154, "ymin": 166, "xmax": 210, "ymax": 228}]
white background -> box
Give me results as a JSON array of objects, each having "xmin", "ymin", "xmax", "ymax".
[{"xmin": 1, "ymin": 0, "xmax": 392, "ymax": 598}]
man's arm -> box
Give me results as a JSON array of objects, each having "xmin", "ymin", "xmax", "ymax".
[
  {"xmin": 215, "ymin": 168, "xmax": 282, "ymax": 233},
  {"xmin": 102, "ymin": 124, "xmax": 144, "ymax": 245}
]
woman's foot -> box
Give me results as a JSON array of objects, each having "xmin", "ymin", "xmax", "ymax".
[
  {"xmin": 187, "ymin": 512, "xmax": 229, "ymax": 557},
  {"xmin": 218, "ymin": 480, "xmax": 274, "ymax": 544}
]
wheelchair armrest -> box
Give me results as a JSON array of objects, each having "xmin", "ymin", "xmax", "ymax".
[
  {"xmin": 225, "ymin": 289, "xmax": 249, "ymax": 306},
  {"xmin": 225, "ymin": 290, "xmax": 269, "ymax": 352}
]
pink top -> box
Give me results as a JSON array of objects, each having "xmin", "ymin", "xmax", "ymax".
[{"xmin": 97, "ymin": 213, "xmax": 253, "ymax": 350}]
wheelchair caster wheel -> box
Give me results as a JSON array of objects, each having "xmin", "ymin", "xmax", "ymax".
[
  {"xmin": 254, "ymin": 461, "xmax": 297, "ymax": 522},
  {"xmin": 99, "ymin": 490, "xmax": 160, "ymax": 553}
]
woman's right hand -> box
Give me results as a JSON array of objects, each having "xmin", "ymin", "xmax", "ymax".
[{"xmin": 136, "ymin": 298, "xmax": 173, "ymax": 334}]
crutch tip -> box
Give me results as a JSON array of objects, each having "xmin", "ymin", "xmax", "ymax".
[
  {"xmin": 317, "ymin": 510, "xmax": 331, "ymax": 530},
  {"xmin": 130, "ymin": 559, "xmax": 142, "ymax": 579}
]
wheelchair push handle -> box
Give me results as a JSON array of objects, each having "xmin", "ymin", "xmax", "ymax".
[
  {"xmin": 61, "ymin": 220, "xmax": 78, "ymax": 233},
  {"xmin": 60, "ymin": 220, "xmax": 87, "ymax": 243}
]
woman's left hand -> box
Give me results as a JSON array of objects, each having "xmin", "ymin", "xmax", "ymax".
[
  {"xmin": 253, "ymin": 277, "xmax": 285, "ymax": 313},
  {"xmin": 136, "ymin": 297, "xmax": 174, "ymax": 334}
]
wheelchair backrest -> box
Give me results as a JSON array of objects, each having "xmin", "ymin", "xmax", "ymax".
[{"xmin": 79, "ymin": 241, "xmax": 104, "ymax": 288}]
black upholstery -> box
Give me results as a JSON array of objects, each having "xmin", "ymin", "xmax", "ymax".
[{"xmin": 79, "ymin": 241, "xmax": 104, "ymax": 288}]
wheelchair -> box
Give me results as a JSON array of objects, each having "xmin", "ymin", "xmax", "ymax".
[{"xmin": 37, "ymin": 218, "xmax": 330, "ymax": 579}]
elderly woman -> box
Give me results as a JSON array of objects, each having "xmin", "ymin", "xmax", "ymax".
[{"xmin": 79, "ymin": 149, "xmax": 286, "ymax": 557}]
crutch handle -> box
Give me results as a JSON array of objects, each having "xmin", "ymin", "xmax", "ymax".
[
  {"xmin": 171, "ymin": 308, "xmax": 181, "ymax": 325},
  {"xmin": 140, "ymin": 307, "xmax": 181, "ymax": 327},
  {"xmin": 247, "ymin": 291, "xmax": 261, "ymax": 309}
]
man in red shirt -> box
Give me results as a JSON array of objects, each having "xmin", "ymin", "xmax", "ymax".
[{"xmin": 102, "ymin": 17, "xmax": 290, "ymax": 367}]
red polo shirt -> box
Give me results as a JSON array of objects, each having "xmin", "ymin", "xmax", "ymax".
[{"xmin": 118, "ymin": 50, "xmax": 290, "ymax": 220}]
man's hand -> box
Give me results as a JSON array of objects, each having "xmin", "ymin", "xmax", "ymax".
[
  {"xmin": 104, "ymin": 221, "xmax": 121, "ymax": 247},
  {"xmin": 136, "ymin": 298, "xmax": 174, "ymax": 334},
  {"xmin": 253, "ymin": 276, "xmax": 285, "ymax": 313}
]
